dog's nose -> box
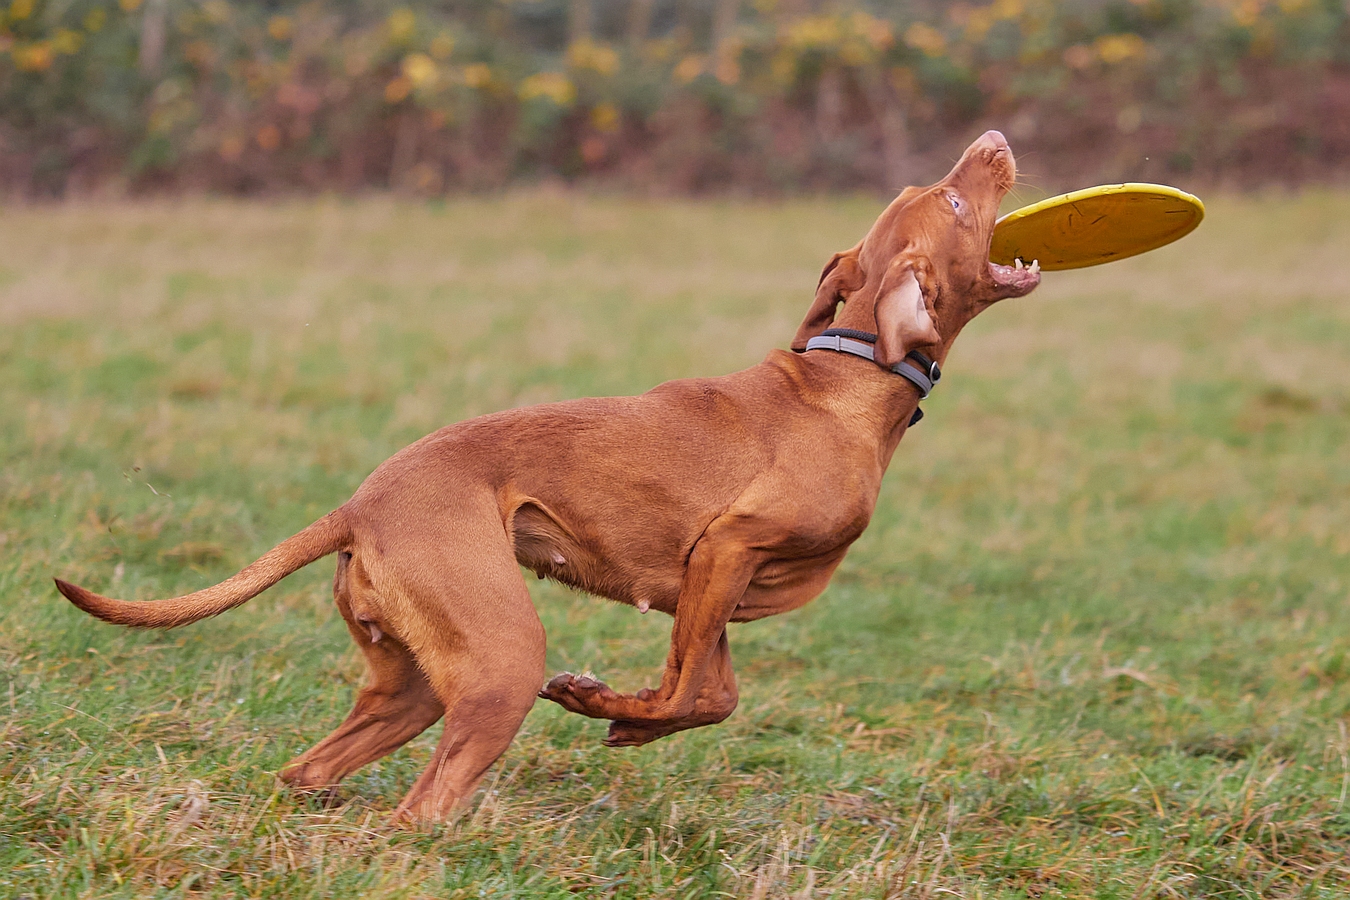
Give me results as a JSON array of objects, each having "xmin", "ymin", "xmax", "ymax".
[{"xmin": 981, "ymin": 130, "xmax": 1009, "ymax": 151}]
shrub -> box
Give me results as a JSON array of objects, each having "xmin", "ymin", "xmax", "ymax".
[{"xmin": 2, "ymin": 0, "xmax": 1347, "ymax": 194}]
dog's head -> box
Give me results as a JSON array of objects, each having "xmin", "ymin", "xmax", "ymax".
[{"xmin": 792, "ymin": 130, "xmax": 1041, "ymax": 367}]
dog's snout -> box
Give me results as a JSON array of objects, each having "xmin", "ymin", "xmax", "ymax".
[
  {"xmin": 977, "ymin": 130, "xmax": 1016, "ymax": 185},
  {"xmin": 982, "ymin": 130, "xmax": 1009, "ymax": 150},
  {"xmin": 955, "ymin": 130, "xmax": 1013, "ymax": 171}
]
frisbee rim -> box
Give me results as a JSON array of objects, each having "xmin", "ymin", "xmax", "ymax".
[{"xmin": 991, "ymin": 182, "xmax": 1205, "ymax": 271}]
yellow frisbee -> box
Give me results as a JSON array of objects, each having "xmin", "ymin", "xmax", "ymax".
[{"xmin": 990, "ymin": 183, "xmax": 1205, "ymax": 271}]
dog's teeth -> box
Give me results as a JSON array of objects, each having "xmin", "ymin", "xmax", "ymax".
[
  {"xmin": 552, "ymin": 553, "xmax": 566, "ymax": 566},
  {"xmin": 368, "ymin": 622, "xmax": 383, "ymax": 643},
  {"xmin": 1029, "ymin": 259, "xmax": 1040, "ymax": 275},
  {"xmin": 1014, "ymin": 258, "xmax": 1024, "ymax": 269}
]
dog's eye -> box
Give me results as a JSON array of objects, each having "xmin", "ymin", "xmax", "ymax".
[{"xmin": 948, "ymin": 194, "xmax": 962, "ymax": 212}]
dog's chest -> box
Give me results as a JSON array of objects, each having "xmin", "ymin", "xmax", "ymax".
[{"xmin": 772, "ymin": 462, "xmax": 882, "ymax": 549}]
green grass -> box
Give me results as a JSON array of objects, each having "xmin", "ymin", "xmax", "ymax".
[{"xmin": 2, "ymin": 190, "xmax": 1349, "ymax": 898}]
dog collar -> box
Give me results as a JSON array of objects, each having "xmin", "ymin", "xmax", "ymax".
[{"xmin": 800, "ymin": 329, "xmax": 941, "ymax": 400}]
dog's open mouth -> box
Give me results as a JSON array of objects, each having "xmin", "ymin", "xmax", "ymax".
[{"xmin": 989, "ymin": 258, "xmax": 1041, "ymax": 297}]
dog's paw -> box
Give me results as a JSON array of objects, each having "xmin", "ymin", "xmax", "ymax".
[
  {"xmin": 280, "ymin": 760, "xmax": 340, "ymax": 793},
  {"xmin": 538, "ymin": 671, "xmax": 578, "ymax": 704},
  {"xmin": 538, "ymin": 672, "xmax": 620, "ymax": 717},
  {"xmin": 603, "ymin": 719, "xmax": 663, "ymax": 747}
]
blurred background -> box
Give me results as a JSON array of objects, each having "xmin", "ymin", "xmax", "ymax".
[{"xmin": 3, "ymin": 0, "xmax": 1348, "ymax": 197}]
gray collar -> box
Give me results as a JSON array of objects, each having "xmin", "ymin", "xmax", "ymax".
[{"xmin": 800, "ymin": 329, "xmax": 941, "ymax": 400}]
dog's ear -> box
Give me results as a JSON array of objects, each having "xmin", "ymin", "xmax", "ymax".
[
  {"xmin": 873, "ymin": 258, "xmax": 940, "ymax": 368},
  {"xmin": 791, "ymin": 244, "xmax": 864, "ymax": 351}
]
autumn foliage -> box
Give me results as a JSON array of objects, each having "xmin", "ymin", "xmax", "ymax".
[{"xmin": 2, "ymin": 0, "xmax": 1348, "ymax": 195}]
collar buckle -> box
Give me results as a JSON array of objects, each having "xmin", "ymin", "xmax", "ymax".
[{"xmin": 906, "ymin": 350, "xmax": 941, "ymax": 385}]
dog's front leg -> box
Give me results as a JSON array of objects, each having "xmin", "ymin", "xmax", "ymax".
[
  {"xmin": 603, "ymin": 628, "xmax": 738, "ymax": 746},
  {"xmin": 539, "ymin": 522, "xmax": 762, "ymax": 741}
]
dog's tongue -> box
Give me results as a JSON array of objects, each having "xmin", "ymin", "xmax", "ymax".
[{"xmin": 989, "ymin": 259, "xmax": 1041, "ymax": 297}]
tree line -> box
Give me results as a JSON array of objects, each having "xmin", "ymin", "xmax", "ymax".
[{"xmin": 2, "ymin": 0, "xmax": 1347, "ymax": 195}]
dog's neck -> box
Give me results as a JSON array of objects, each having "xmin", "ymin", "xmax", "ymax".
[
  {"xmin": 792, "ymin": 330, "xmax": 938, "ymax": 440},
  {"xmin": 771, "ymin": 345, "xmax": 926, "ymax": 462},
  {"xmin": 798, "ymin": 329, "xmax": 941, "ymax": 403}
]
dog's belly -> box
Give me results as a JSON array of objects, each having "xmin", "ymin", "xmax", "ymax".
[
  {"xmin": 509, "ymin": 495, "xmax": 688, "ymax": 613},
  {"xmin": 532, "ymin": 556, "xmax": 682, "ymax": 615},
  {"xmin": 731, "ymin": 550, "xmax": 847, "ymax": 622}
]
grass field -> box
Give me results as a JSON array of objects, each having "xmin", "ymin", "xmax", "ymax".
[{"xmin": 2, "ymin": 190, "xmax": 1349, "ymax": 898}]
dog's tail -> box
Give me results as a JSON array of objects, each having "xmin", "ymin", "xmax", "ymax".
[{"xmin": 54, "ymin": 509, "xmax": 350, "ymax": 629}]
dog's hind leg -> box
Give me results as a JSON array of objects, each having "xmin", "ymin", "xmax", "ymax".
[
  {"xmin": 279, "ymin": 553, "xmax": 444, "ymax": 795},
  {"xmin": 380, "ymin": 522, "xmax": 547, "ymax": 823}
]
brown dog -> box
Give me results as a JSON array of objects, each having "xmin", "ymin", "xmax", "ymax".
[{"xmin": 56, "ymin": 130, "xmax": 1041, "ymax": 821}]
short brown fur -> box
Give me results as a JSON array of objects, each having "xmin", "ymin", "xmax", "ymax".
[{"xmin": 56, "ymin": 131, "xmax": 1040, "ymax": 822}]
